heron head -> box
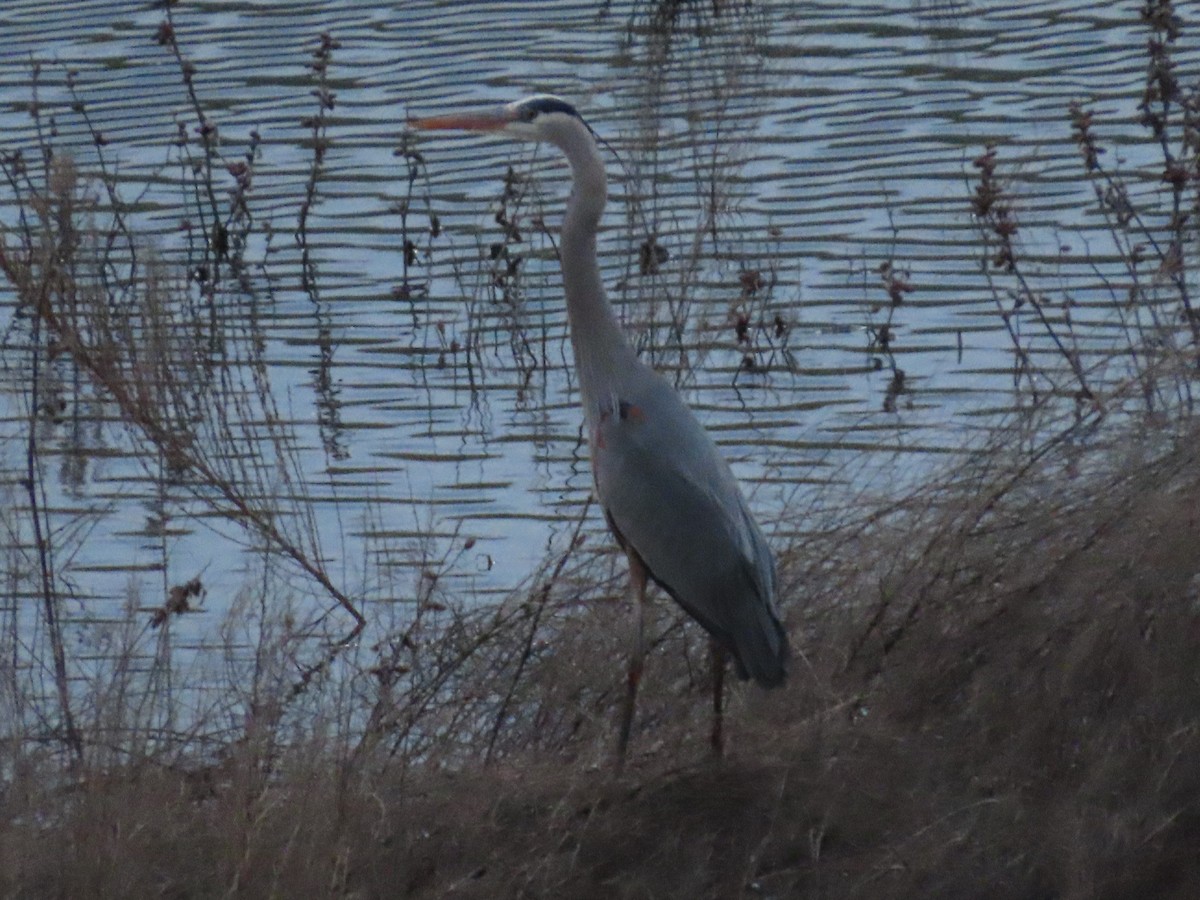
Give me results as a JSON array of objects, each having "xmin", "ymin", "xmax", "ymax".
[{"xmin": 409, "ymin": 94, "xmax": 587, "ymax": 144}]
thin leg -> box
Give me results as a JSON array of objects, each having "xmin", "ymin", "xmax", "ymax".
[
  {"xmin": 615, "ymin": 555, "xmax": 648, "ymax": 772},
  {"xmin": 710, "ymin": 639, "xmax": 727, "ymax": 759}
]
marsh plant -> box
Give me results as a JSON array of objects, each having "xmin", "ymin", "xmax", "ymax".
[{"xmin": 970, "ymin": 0, "xmax": 1200, "ymax": 425}]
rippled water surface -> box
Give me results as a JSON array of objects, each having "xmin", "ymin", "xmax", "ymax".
[{"xmin": 1, "ymin": 0, "xmax": 1194, "ymax": 642}]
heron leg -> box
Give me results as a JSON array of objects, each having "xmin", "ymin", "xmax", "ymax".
[
  {"xmin": 615, "ymin": 554, "xmax": 648, "ymax": 771},
  {"xmin": 710, "ymin": 639, "xmax": 727, "ymax": 760}
]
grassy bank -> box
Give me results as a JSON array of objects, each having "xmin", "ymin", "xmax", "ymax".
[{"xmin": 2, "ymin": 422, "xmax": 1200, "ymax": 897}]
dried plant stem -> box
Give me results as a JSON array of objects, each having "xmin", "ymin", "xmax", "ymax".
[
  {"xmin": 23, "ymin": 303, "xmax": 84, "ymax": 765},
  {"xmin": 0, "ymin": 217, "xmax": 365, "ymax": 686},
  {"xmin": 484, "ymin": 497, "xmax": 592, "ymax": 765},
  {"xmin": 297, "ymin": 32, "xmax": 339, "ymax": 299},
  {"xmin": 155, "ymin": 7, "xmax": 223, "ymax": 284}
]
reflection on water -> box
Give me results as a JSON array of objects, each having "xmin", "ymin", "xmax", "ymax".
[{"xmin": 0, "ymin": 0, "xmax": 1196, "ymax": 654}]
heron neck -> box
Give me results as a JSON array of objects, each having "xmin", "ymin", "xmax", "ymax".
[{"xmin": 555, "ymin": 124, "xmax": 637, "ymax": 416}]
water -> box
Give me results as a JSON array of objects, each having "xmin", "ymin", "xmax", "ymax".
[{"xmin": 0, "ymin": 0, "xmax": 1194, "ymax": 653}]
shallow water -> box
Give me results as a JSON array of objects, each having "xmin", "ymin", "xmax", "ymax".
[{"xmin": 0, "ymin": 0, "xmax": 1193, "ymax": 650}]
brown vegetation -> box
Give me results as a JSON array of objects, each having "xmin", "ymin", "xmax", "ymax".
[{"xmin": 2, "ymin": 425, "xmax": 1199, "ymax": 898}]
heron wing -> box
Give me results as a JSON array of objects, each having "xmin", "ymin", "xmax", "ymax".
[{"xmin": 590, "ymin": 372, "xmax": 786, "ymax": 685}]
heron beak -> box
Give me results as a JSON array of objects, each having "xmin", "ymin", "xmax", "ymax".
[{"xmin": 407, "ymin": 109, "xmax": 514, "ymax": 132}]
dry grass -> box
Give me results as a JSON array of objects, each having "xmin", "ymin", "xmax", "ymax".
[{"xmin": 3, "ymin": 424, "xmax": 1200, "ymax": 898}]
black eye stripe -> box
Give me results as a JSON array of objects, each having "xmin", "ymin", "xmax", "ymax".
[{"xmin": 519, "ymin": 96, "xmax": 579, "ymax": 121}]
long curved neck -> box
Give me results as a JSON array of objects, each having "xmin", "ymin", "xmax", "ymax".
[{"xmin": 552, "ymin": 122, "xmax": 637, "ymax": 417}]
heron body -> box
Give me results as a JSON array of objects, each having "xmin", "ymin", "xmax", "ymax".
[
  {"xmin": 412, "ymin": 95, "xmax": 789, "ymax": 759},
  {"xmin": 578, "ymin": 339, "xmax": 784, "ymax": 688}
]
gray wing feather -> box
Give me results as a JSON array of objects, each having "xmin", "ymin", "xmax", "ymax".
[{"xmin": 591, "ymin": 371, "xmax": 788, "ymax": 686}]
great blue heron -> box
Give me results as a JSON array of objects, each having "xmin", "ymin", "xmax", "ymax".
[{"xmin": 411, "ymin": 95, "xmax": 788, "ymax": 766}]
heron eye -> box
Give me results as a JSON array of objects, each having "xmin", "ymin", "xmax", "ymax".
[{"xmin": 517, "ymin": 106, "xmax": 537, "ymax": 122}]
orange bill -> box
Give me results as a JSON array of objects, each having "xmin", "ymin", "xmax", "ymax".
[{"xmin": 407, "ymin": 110, "xmax": 512, "ymax": 132}]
